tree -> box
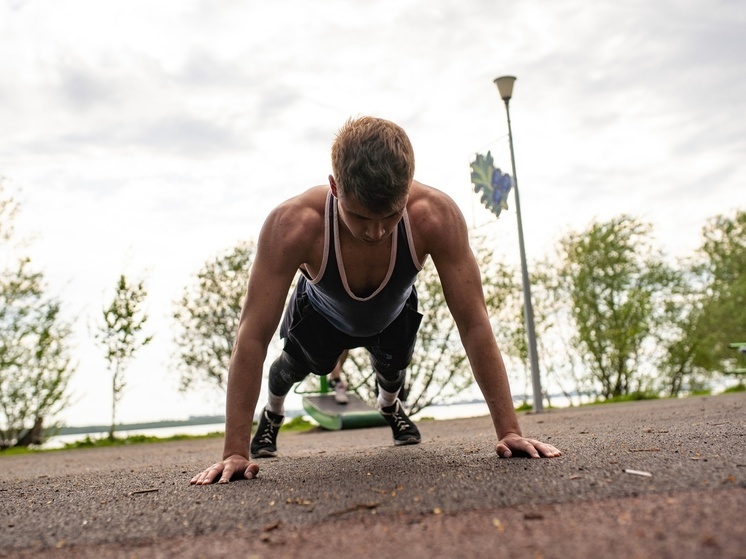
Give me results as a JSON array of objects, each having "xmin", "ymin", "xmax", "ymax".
[
  {"xmin": 693, "ymin": 210, "xmax": 746, "ymax": 371},
  {"xmin": 172, "ymin": 240, "xmax": 256, "ymax": 393},
  {"xmin": 0, "ymin": 180, "xmax": 19, "ymax": 244},
  {"xmin": 648, "ymin": 210, "xmax": 746, "ymax": 395},
  {"xmin": 556, "ymin": 215, "xmax": 675, "ymax": 400},
  {"xmin": 95, "ymin": 275, "xmax": 152, "ymax": 440},
  {"xmin": 649, "ymin": 261, "xmax": 711, "ymax": 396},
  {"xmin": 0, "ymin": 183, "xmax": 75, "ymax": 448},
  {"xmin": 528, "ymin": 258, "xmax": 591, "ymax": 406}
]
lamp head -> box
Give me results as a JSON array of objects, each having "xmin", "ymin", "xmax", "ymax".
[{"xmin": 494, "ymin": 75, "xmax": 517, "ymax": 101}]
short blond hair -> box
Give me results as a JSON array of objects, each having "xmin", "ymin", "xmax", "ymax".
[{"xmin": 331, "ymin": 116, "xmax": 415, "ymax": 213}]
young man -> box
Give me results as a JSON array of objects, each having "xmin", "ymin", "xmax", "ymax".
[{"xmin": 191, "ymin": 116, "xmax": 560, "ymax": 486}]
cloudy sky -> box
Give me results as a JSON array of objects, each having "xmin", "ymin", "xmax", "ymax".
[{"xmin": 2, "ymin": 0, "xmax": 745, "ymax": 427}]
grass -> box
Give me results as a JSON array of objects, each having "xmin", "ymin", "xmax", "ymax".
[
  {"xmin": 592, "ymin": 391, "xmax": 661, "ymax": 405},
  {"xmin": 723, "ymin": 383, "xmax": 745, "ymax": 393},
  {"xmin": 0, "ymin": 416, "xmax": 316, "ymax": 457},
  {"xmin": 61, "ymin": 431, "xmax": 226, "ymax": 450},
  {"xmin": 0, "ymin": 430, "xmax": 226, "ymax": 456},
  {"xmin": 282, "ymin": 415, "xmax": 315, "ymax": 431}
]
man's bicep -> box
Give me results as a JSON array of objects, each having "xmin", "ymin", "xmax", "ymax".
[
  {"xmin": 239, "ymin": 206, "xmax": 309, "ymax": 340},
  {"xmin": 433, "ymin": 244, "xmax": 489, "ymax": 330},
  {"xmin": 239, "ymin": 253, "xmax": 297, "ymax": 346}
]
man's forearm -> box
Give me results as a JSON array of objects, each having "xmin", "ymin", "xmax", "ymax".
[
  {"xmin": 463, "ymin": 326, "xmax": 522, "ymax": 439},
  {"xmin": 222, "ymin": 341, "xmax": 266, "ymax": 459}
]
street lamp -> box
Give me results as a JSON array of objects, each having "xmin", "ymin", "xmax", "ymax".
[{"xmin": 494, "ymin": 75, "xmax": 544, "ymax": 413}]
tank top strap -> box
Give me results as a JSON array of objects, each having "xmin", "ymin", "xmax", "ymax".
[{"xmin": 304, "ymin": 191, "xmax": 334, "ymax": 285}]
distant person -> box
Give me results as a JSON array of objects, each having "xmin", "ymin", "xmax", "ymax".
[
  {"xmin": 191, "ymin": 116, "xmax": 561, "ymax": 485},
  {"xmin": 330, "ymin": 349, "xmax": 409, "ymax": 406},
  {"xmin": 328, "ymin": 349, "xmax": 349, "ymax": 404}
]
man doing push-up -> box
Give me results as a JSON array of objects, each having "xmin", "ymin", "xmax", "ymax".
[{"xmin": 191, "ymin": 116, "xmax": 560, "ymax": 485}]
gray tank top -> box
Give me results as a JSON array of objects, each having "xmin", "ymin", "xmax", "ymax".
[{"xmin": 302, "ymin": 191, "xmax": 423, "ymax": 337}]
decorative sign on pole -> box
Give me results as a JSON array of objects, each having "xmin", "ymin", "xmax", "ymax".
[{"xmin": 470, "ymin": 151, "xmax": 513, "ymax": 218}]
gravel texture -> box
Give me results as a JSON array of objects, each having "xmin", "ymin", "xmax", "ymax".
[{"xmin": 1, "ymin": 393, "xmax": 744, "ymax": 558}]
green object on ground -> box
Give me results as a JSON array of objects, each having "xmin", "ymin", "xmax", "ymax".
[
  {"xmin": 302, "ymin": 394, "xmax": 388, "ymax": 430},
  {"xmin": 726, "ymin": 343, "xmax": 746, "ymax": 374}
]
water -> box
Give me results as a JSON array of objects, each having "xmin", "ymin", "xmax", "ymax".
[
  {"xmin": 44, "ymin": 422, "xmax": 226, "ymax": 450},
  {"xmin": 412, "ymin": 401, "xmax": 490, "ymax": 420}
]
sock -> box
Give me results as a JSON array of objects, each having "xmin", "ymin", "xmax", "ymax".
[
  {"xmin": 377, "ymin": 386, "xmax": 399, "ymax": 409},
  {"xmin": 266, "ymin": 392, "xmax": 286, "ymax": 416}
]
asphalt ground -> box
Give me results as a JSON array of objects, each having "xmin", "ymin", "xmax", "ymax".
[{"xmin": 1, "ymin": 392, "xmax": 744, "ymax": 559}]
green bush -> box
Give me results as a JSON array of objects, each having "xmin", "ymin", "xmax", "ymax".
[
  {"xmin": 597, "ymin": 391, "xmax": 660, "ymax": 404},
  {"xmin": 723, "ymin": 383, "xmax": 745, "ymax": 393},
  {"xmin": 282, "ymin": 415, "xmax": 315, "ymax": 432}
]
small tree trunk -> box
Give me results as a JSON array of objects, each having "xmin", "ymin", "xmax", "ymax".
[
  {"xmin": 16, "ymin": 417, "xmax": 44, "ymax": 447},
  {"xmin": 109, "ymin": 366, "xmax": 119, "ymax": 441}
]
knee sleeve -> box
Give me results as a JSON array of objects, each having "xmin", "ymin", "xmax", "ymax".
[
  {"xmin": 268, "ymin": 352, "xmax": 309, "ymax": 396},
  {"xmin": 375, "ymin": 368, "xmax": 406, "ymax": 394}
]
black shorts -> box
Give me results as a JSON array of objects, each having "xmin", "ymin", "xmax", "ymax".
[{"xmin": 280, "ymin": 278, "xmax": 423, "ymax": 375}]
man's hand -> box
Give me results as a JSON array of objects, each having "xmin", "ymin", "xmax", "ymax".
[
  {"xmin": 190, "ymin": 455, "xmax": 260, "ymax": 485},
  {"xmin": 496, "ymin": 433, "xmax": 562, "ymax": 459}
]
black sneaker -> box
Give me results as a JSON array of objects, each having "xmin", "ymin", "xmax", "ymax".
[
  {"xmin": 380, "ymin": 399, "xmax": 421, "ymax": 446},
  {"xmin": 250, "ymin": 408, "xmax": 284, "ymax": 458}
]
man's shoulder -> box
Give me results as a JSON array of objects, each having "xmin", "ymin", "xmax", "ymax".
[
  {"xmin": 272, "ymin": 184, "xmax": 326, "ymax": 218},
  {"xmin": 407, "ymin": 181, "xmax": 463, "ymax": 227},
  {"xmin": 264, "ymin": 186, "xmax": 327, "ymax": 245},
  {"xmin": 406, "ymin": 181, "xmax": 468, "ymax": 258}
]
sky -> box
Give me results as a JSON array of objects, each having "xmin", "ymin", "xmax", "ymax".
[{"xmin": 1, "ymin": 0, "xmax": 745, "ymax": 428}]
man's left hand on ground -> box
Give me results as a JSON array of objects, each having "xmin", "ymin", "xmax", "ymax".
[
  {"xmin": 496, "ymin": 433, "xmax": 562, "ymax": 459},
  {"xmin": 190, "ymin": 455, "xmax": 260, "ymax": 485}
]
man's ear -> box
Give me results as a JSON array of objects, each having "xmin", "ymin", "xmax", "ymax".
[{"xmin": 329, "ymin": 175, "xmax": 339, "ymax": 198}]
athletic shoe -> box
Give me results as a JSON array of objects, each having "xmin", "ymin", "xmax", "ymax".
[
  {"xmin": 379, "ymin": 399, "xmax": 421, "ymax": 445},
  {"xmin": 333, "ymin": 380, "xmax": 349, "ymax": 405},
  {"xmin": 250, "ymin": 408, "xmax": 284, "ymax": 458}
]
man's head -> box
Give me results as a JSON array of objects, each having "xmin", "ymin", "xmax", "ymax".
[{"xmin": 330, "ymin": 116, "xmax": 415, "ymax": 214}]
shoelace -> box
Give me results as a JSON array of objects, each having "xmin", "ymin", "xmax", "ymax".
[
  {"xmin": 258, "ymin": 417, "xmax": 279, "ymax": 444},
  {"xmin": 392, "ymin": 414, "xmax": 411, "ymax": 430},
  {"xmin": 385, "ymin": 403, "xmax": 412, "ymax": 431}
]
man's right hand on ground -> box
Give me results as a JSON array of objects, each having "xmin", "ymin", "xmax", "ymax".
[{"xmin": 190, "ymin": 455, "xmax": 260, "ymax": 485}]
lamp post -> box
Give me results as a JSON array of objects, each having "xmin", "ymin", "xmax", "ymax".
[{"xmin": 494, "ymin": 75, "xmax": 544, "ymax": 413}]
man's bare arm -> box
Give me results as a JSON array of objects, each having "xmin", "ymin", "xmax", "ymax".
[
  {"xmin": 191, "ymin": 198, "xmax": 322, "ymax": 484},
  {"xmin": 422, "ymin": 189, "xmax": 560, "ymax": 458}
]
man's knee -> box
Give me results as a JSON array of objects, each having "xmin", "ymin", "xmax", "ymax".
[
  {"xmin": 375, "ymin": 368, "xmax": 406, "ymax": 394},
  {"xmin": 370, "ymin": 349, "xmax": 412, "ymax": 376},
  {"xmin": 268, "ymin": 352, "xmax": 308, "ymax": 395}
]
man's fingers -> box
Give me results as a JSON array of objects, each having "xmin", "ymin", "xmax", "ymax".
[
  {"xmin": 190, "ymin": 469, "xmax": 213, "ymax": 485},
  {"xmin": 192, "ymin": 458, "xmax": 259, "ymax": 485},
  {"xmin": 518, "ymin": 439, "xmax": 541, "ymax": 458},
  {"xmin": 496, "ymin": 436, "xmax": 562, "ymax": 459},
  {"xmin": 496, "ymin": 442, "xmax": 512, "ymax": 458},
  {"xmin": 189, "ymin": 463, "xmax": 224, "ymax": 485},
  {"xmin": 218, "ymin": 464, "xmax": 235, "ymax": 484},
  {"xmin": 534, "ymin": 440, "xmax": 562, "ymax": 458},
  {"xmin": 245, "ymin": 463, "xmax": 260, "ymax": 480},
  {"xmin": 519, "ymin": 438, "xmax": 562, "ymax": 458},
  {"xmin": 518, "ymin": 439, "xmax": 562, "ymax": 458}
]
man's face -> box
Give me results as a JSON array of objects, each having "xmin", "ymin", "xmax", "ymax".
[{"xmin": 336, "ymin": 191, "xmax": 407, "ymax": 245}]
